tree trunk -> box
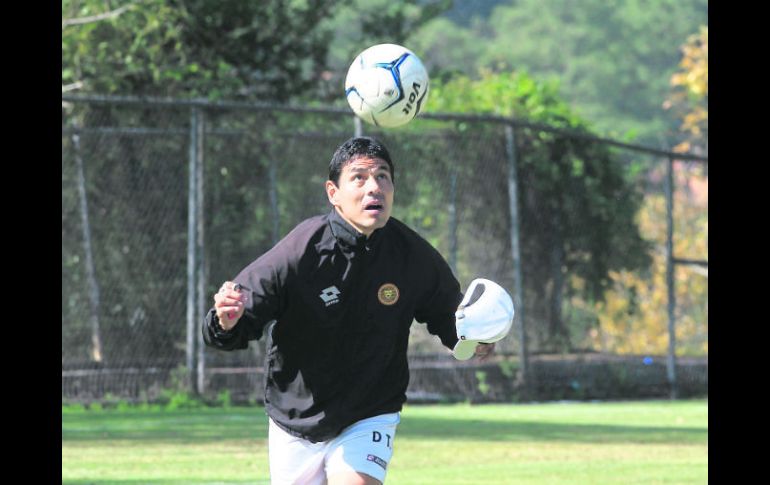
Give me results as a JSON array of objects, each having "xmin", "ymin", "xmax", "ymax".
[{"xmin": 73, "ymin": 129, "xmax": 104, "ymax": 363}]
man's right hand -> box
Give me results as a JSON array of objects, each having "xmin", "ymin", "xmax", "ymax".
[{"xmin": 213, "ymin": 281, "xmax": 246, "ymax": 331}]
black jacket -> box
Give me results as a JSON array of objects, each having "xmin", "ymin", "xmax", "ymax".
[{"xmin": 203, "ymin": 209, "xmax": 462, "ymax": 442}]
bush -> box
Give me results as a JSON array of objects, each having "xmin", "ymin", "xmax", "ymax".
[
  {"xmin": 163, "ymin": 391, "xmax": 204, "ymax": 411},
  {"xmin": 216, "ymin": 390, "xmax": 232, "ymax": 408}
]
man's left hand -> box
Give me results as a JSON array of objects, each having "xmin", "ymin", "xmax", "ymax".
[{"xmin": 474, "ymin": 342, "xmax": 496, "ymax": 361}]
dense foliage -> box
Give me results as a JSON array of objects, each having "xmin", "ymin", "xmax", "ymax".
[{"xmin": 62, "ymin": 1, "xmax": 705, "ymax": 360}]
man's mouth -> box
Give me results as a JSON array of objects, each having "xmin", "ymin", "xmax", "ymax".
[{"xmin": 364, "ymin": 201, "xmax": 384, "ymax": 213}]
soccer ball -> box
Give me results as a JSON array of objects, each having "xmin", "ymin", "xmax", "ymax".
[{"xmin": 344, "ymin": 43, "xmax": 430, "ymax": 128}]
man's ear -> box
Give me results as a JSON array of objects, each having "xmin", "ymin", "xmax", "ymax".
[{"xmin": 325, "ymin": 180, "xmax": 338, "ymax": 206}]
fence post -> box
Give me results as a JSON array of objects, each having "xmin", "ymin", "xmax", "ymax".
[
  {"xmin": 504, "ymin": 124, "xmax": 529, "ymax": 396},
  {"xmin": 665, "ymin": 156, "xmax": 678, "ymax": 399},
  {"xmin": 448, "ymin": 167, "xmax": 458, "ymax": 275},
  {"xmin": 186, "ymin": 107, "xmax": 199, "ymax": 392},
  {"xmin": 195, "ymin": 108, "xmax": 207, "ymax": 396},
  {"xmin": 72, "ymin": 126, "xmax": 104, "ymax": 364},
  {"xmin": 269, "ymin": 158, "xmax": 280, "ymax": 245},
  {"xmin": 354, "ymin": 116, "xmax": 363, "ymax": 137}
]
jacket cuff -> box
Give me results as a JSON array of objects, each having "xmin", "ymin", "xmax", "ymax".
[
  {"xmin": 208, "ymin": 309, "xmax": 236, "ymax": 339},
  {"xmin": 438, "ymin": 325, "xmax": 459, "ymax": 350}
]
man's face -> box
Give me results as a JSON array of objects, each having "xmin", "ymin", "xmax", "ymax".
[{"xmin": 326, "ymin": 156, "xmax": 394, "ymax": 236}]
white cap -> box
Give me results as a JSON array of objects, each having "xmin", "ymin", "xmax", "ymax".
[{"xmin": 453, "ymin": 278, "xmax": 515, "ymax": 360}]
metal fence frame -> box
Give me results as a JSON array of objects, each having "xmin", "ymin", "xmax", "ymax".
[{"xmin": 62, "ymin": 93, "xmax": 708, "ymax": 400}]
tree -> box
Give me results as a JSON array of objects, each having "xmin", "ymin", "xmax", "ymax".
[
  {"xmin": 593, "ymin": 26, "xmax": 708, "ymax": 356},
  {"xmin": 406, "ymin": 0, "xmax": 708, "ymax": 146},
  {"xmin": 62, "ymin": 0, "xmax": 344, "ymax": 101},
  {"xmin": 665, "ymin": 25, "xmax": 708, "ymax": 155},
  {"xmin": 429, "ymin": 70, "xmax": 651, "ymax": 351},
  {"xmin": 62, "ymin": 0, "xmax": 456, "ymax": 102},
  {"xmin": 591, "ymin": 162, "xmax": 708, "ymax": 356}
]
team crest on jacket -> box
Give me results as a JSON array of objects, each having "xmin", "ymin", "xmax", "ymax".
[{"xmin": 378, "ymin": 283, "xmax": 400, "ymax": 306}]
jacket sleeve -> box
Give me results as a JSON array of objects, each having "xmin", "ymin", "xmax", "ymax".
[
  {"xmin": 413, "ymin": 244, "xmax": 463, "ymax": 350},
  {"xmin": 203, "ymin": 243, "xmax": 290, "ymax": 351}
]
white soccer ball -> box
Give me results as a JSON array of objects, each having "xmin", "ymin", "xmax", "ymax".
[{"xmin": 344, "ymin": 43, "xmax": 430, "ymax": 128}]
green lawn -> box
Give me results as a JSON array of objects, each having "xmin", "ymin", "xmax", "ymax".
[{"xmin": 62, "ymin": 400, "xmax": 707, "ymax": 484}]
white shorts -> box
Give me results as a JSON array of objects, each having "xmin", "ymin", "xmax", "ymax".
[{"xmin": 268, "ymin": 412, "xmax": 400, "ymax": 485}]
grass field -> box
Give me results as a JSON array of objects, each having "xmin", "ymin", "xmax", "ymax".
[{"xmin": 62, "ymin": 399, "xmax": 707, "ymax": 484}]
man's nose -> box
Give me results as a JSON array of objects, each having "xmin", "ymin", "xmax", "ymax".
[{"xmin": 365, "ymin": 176, "xmax": 381, "ymax": 193}]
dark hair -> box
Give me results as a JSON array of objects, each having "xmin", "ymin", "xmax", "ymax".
[{"xmin": 328, "ymin": 136, "xmax": 394, "ymax": 185}]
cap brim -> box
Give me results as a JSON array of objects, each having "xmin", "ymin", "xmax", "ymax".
[{"xmin": 453, "ymin": 339, "xmax": 479, "ymax": 360}]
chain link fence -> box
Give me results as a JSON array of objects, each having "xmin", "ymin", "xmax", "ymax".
[{"xmin": 62, "ymin": 95, "xmax": 707, "ymax": 404}]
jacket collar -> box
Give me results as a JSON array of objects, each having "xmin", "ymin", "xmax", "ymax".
[
  {"xmin": 329, "ymin": 208, "xmax": 367, "ymax": 249},
  {"xmin": 315, "ymin": 208, "xmax": 385, "ymax": 254}
]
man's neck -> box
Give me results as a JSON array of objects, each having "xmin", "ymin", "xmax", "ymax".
[{"xmin": 332, "ymin": 207, "xmax": 371, "ymax": 238}]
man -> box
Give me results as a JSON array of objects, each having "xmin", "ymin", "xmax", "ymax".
[{"xmin": 203, "ymin": 136, "xmax": 494, "ymax": 485}]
